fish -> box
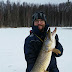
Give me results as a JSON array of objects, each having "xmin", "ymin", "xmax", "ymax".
[{"xmin": 30, "ymin": 28, "xmax": 61, "ymax": 72}]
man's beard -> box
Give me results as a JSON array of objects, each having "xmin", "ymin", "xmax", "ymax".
[{"xmin": 38, "ymin": 25, "xmax": 45, "ymax": 32}]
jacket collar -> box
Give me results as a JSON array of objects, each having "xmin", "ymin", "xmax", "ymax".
[{"xmin": 31, "ymin": 24, "xmax": 49, "ymax": 40}]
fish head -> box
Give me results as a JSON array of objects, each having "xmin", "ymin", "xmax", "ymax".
[{"xmin": 44, "ymin": 28, "xmax": 57, "ymax": 51}]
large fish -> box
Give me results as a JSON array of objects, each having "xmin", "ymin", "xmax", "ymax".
[{"xmin": 30, "ymin": 28, "xmax": 61, "ymax": 72}]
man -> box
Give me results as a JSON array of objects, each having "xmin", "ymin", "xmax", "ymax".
[{"xmin": 24, "ymin": 12, "xmax": 63, "ymax": 72}]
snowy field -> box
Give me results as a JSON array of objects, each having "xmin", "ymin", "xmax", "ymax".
[{"xmin": 0, "ymin": 27, "xmax": 72, "ymax": 72}]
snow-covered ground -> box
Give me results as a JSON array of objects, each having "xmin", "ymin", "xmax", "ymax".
[{"xmin": 0, "ymin": 27, "xmax": 72, "ymax": 72}]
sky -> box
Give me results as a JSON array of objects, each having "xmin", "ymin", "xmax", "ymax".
[{"xmin": 0, "ymin": 0, "xmax": 72, "ymax": 4}]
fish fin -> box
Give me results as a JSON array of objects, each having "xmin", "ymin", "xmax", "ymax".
[{"xmin": 52, "ymin": 48, "xmax": 61, "ymax": 55}]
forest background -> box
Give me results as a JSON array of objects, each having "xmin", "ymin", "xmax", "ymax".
[{"xmin": 0, "ymin": 0, "xmax": 72, "ymax": 27}]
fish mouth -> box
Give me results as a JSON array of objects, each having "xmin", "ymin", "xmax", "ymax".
[{"xmin": 48, "ymin": 28, "xmax": 51, "ymax": 40}]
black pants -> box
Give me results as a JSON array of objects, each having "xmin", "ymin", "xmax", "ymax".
[
  {"xmin": 26, "ymin": 68, "xmax": 59, "ymax": 72},
  {"xmin": 49, "ymin": 68, "xmax": 59, "ymax": 72}
]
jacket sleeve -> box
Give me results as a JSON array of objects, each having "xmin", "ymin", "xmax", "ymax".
[
  {"xmin": 54, "ymin": 34, "xmax": 63, "ymax": 57},
  {"xmin": 24, "ymin": 38, "xmax": 36, "ymax": 72}
]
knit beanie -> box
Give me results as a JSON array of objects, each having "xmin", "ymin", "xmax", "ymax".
[{"xmin": 32, "ymin": 12, "xmax": 47, "ymax": 25}]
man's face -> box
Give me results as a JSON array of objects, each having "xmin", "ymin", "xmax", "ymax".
[{"xmin": 34, "ymin": 19, "xmax": 45, "ymax": 30}]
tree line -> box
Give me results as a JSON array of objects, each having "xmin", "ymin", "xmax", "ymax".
[{"xmin": 0, "ymin": 0, "xmax": 72, "ymax": 27}]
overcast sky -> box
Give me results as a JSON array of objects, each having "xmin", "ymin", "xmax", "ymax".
[{"xmin": 0, "ymin": 0, "xmax": 72, "ymax": 4}]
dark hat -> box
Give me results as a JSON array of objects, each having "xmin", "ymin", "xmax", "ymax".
[{"xmin": 32, "ymin": 12, "xmax": 47, "ymax": 25}]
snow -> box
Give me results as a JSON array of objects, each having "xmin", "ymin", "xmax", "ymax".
[{"xmin": 0, "ymin": 27, "xmax": 72, "ymax": 72}]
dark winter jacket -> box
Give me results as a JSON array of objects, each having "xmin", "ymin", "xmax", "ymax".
[{"xmin": 24, "ymin": 25, "xmax": 63, "ymax": 72}]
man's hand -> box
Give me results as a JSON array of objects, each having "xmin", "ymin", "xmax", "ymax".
[
  {"xmin": 52, "ymin": 48, "xmax": 61, "ymax": 55},
  {"xmin": 44, "ymin": 70, "xmax": 49, "ymax": 72}
]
